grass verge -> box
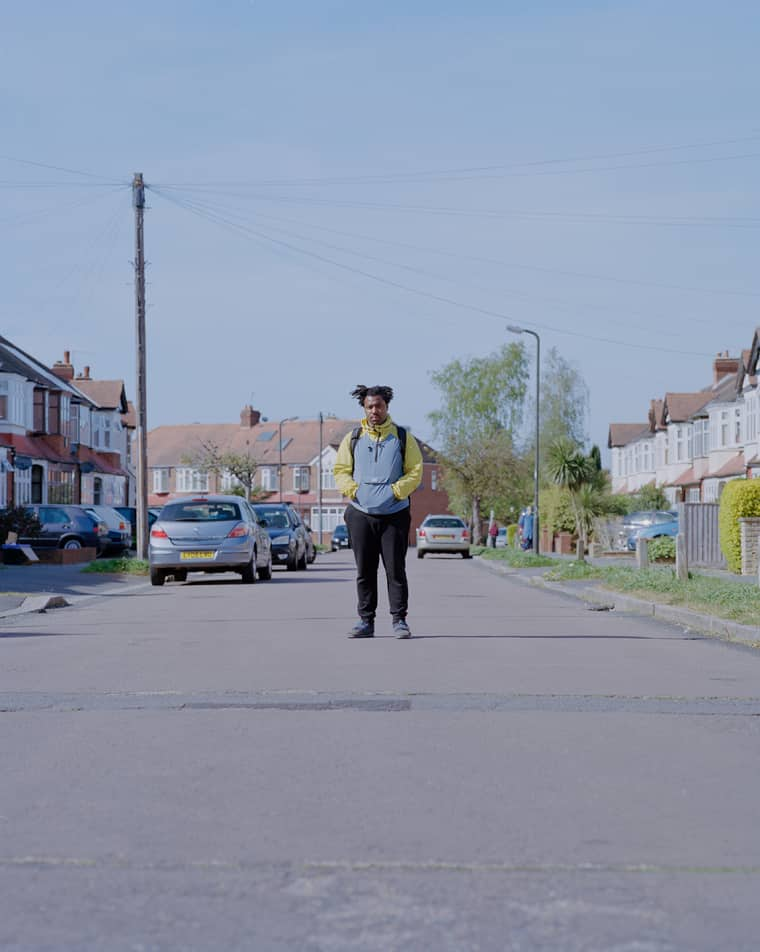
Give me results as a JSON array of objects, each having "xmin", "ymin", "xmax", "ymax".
[
  {"xmin": 546, "ymin": 561, "xmax": 760, "ymax": 628},
  {"xmin": 472, "ymin": 546, "xmax": 556, "ymax": 568},
  {"xmin": 82, "ymin": 558, "xmax": 149, "ymax": 575}
]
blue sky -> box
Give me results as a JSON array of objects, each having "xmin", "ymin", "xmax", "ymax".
[{"xmin": 2, "ymin": 1, "xmax": 758, "ymax": 457}]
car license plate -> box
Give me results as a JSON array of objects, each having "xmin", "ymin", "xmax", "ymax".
[
  {"xmin": 180, "ymin": 551, "xmax": 215, "ymax": 560},
  {"xmin": 432, "ymin": 534, "xmax": 450, "ymax": 540}
]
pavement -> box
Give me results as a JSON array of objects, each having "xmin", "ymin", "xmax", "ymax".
[{"xmin": 0, "ymin": 561, "xmax": 149, "ymax": 619}]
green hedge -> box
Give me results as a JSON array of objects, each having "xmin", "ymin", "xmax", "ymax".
[
  {"xmin": 648, "ymin": 536, "xmax": 675, "ymax": 562},
  {"xmin": 718, "ymin": 479, "xmax": 760, "ymax": 573}
]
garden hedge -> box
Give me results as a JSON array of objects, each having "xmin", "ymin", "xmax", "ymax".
[{"xmin": 718, "ymin": 479, "xmax": 760, "ymax": 573}]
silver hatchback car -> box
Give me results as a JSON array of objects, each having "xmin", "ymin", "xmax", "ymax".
[
  {"xmin": 149, "ymin": 495, "xmax": 272, "ymax": 586},
  {"xmin": 416, "ymin": 514, "xmax": 471, "ymax": 559}
]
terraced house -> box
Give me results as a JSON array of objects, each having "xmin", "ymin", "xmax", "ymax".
[
  {"xmin": 609, "ymin": 336, "xmax": 760, "ymax": 504},
  {"xmin": 0, "ymin": 339, "xmax": 134, "ymax": 508}
]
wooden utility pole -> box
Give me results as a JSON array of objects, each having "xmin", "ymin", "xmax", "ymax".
[{"xmin": 132, "ymin": 173, "xmax": 149, "ymax": 560}]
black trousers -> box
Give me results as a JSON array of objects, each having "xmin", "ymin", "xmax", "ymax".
[{"xmin": 344, "ymin": 505, "xmax": 411, "ymax": 621}]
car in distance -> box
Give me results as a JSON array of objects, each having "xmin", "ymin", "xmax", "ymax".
[
  {"xmin": 85, "ymin": 504, "xmax": 131, "ymax": 555},
  {"xmin": 416, "ymin": 514, "xmax": 471, "ymax": 559},
  {"xmin": 616, "ymin": 510, "xmax": 678, "ymax": 551},
  {"xmin": 21, "ymin": 504, "xmax": 108, "ymax": 555},
  {"xmin": 285, "ymin": 504, "xmax": 317, "ymax": 564},
  {"xmin": 495, "ymin": 527, "xmax": 508, "ymax": 548},
  {"xmin": 149, "ymin": 495, "xmax": 272, "ymax": 586},
  {"xmin": 626, "ymin": 514, "xmax": 679, "ymax": 551},
  {"xmin": 251, "ymin": 503, "xmax": 309, "ymax": 571},
  {"xmin": 331, "ymin": 524, "xmax": 350, "ymax": 551}
]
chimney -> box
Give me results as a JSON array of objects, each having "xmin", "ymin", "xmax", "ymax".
[
  {"xmin": 714, "ymin": 352, "xmax": 740, "ymax": 385},
  {"xmin": 240, "ymin": 405, "xmax": 261, "ymax": 428},
  {"xmin": 51, "ymin": 351, "xmax": 75, "ymax": 382},
  {"xmin": 76, "ymin": 366, "xmax": 91, "ymax": 381}
]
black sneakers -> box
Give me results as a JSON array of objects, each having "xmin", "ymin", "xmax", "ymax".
[{"xmin": 348, "ymin": 619, "xmax": 375, "ymax": 638}]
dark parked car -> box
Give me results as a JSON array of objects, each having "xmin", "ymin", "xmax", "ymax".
[
  {"xmin": 114, "ymin": 506, "xmax": 161, "ymax": 548},
  {"xmin": 22, "ymin": 504, "xmax": 108, "ymax": 555},
  {"xmin": 252, "ymin": 503, "xmax": 309, "ymax": 571},
  {"xmin": 331, "ymin": 524, "xmax": 350, "ymax": 551}
]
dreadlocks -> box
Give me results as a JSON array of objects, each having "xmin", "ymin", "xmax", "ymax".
[{"xmin": 350, "ymin": 385, "xmax": 394, "ymax": 407}]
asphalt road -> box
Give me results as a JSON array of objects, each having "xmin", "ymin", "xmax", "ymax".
[{"xmin": 1, "ymin": 551, "xmax": 759, "ymax": 951}]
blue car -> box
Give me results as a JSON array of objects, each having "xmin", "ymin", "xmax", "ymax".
[{"xmin": 627, "ymin": 517, "xmax": 678, "ymax": 551}]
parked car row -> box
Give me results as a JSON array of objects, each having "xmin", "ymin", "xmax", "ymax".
[
  {"xmin": 12, "ymin": 503, "xmax": 133, "ymax": 556},
  {"xmin": 148, "ymin": 496, "xmax": 317, "ymax": 586},
  {"xmin": 625, "ymin": 510, "xmax": 679, "ymax": 551}
]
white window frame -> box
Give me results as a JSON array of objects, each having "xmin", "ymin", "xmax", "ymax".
[
  {"xmin": 310, "ymin": 506, "xmax": 345, "ymax": 533},
  {"xmin": 293, "ymin": 466, "xmax": 310, "ymax": 492},
  {"xmin": 175, "ymin": 468, "xmax": 209, "ymax": 492},
  {"xmin": 260, "ymin": 467, "xmax": 278, "ymax": 492},
  {"xmin": 152, "ymin": 468, "xmax": 170, "ymax": 493}
]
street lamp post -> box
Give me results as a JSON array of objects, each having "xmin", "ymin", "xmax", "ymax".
[
  {"xmin": 278, "ymin": 416, "xmax": 298, "ymax": 503},
  {"xmin": 507, "ymin": 325, "xmax": 541, "ymax": 555}
]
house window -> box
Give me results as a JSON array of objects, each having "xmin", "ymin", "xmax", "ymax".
[
  {"xmin": 310, "ymin": 506, "xmax": 345, "ymax": 533},
  {"xmin": 175, "ymin": 468, "xmax": 208, "ymax": 492},
  {"xmin": 220, "ymin": 469, "xmax": 241, "ymax": 491},
  {"xmin": 734, "ymin": 407, "xmax": 742, "ymax": 445},
  {"xmin": 47, "ymin": 466, "xmax": 75, "ymax": 504},
  {"xmin": 260, "ymin": 467, "xmax": 278, "ymax": 492},
  {"xmin": 14, "ymin": 466, "xmax": 32, "ymax": 505},
  {"xmin": 49, "ymin": 392, "xmax": 61, "ymax": 434},
  {"xmin": 747, "ymin": 395, "xmax": 758, "ymax": 442},
  {"xmin": 293, "ymin": 466, "xmax": 310, "ymax": 492},
  {"xmin": 431, "ymin": 469, "xmax": 438, "ymax": 491},
  {"xmin": 720, "ymin": 411, "xmax": 729, "ymax": 447},
  {"xmin": 33, "ymin": 390, "xmax": 45, "ymax": 432},
  {"xmin": 687, "ymin": 487, "xmax": 701, "ymax": 503},
  {"xmin": 321, "ymin": 466, "xmax": 336, "ymax": 490},
  {"xmin": 0, "ymin": 381, "xmax": 7, "ymax": 420},
  {"xmin": 152, "ymin": 468, "xmax": 170, "ymax": 493}
]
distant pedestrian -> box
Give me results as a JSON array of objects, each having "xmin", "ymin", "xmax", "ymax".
[
  {"xmin": 520, "ymin": 506, "xmax": 534, "ymax": 551},
  {"xmin": 488, "ymin": 521, "xmax": 498, "ymax": 548},
  {"xmin": 334, "ymin": 385, "xmax": 423, "ymax": 639}
]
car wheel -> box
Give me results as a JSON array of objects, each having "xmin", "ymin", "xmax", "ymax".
[
  {"xmin": 150, "ymin": 569, "xmax": 165, "ymax": 586},
  {"xmin": 240, "ymin": 551, "xmax": 257, "ymax": 584},
  {"xmin": 417, "ymin": 550, "xmax": 424, "ymax": 559},
  {"xmin": 61, "ymin": 538, "xmax": 83, "ymax": 550},
  {"xmin": 286, "ymin": 548, "xmax": 298, "ymax": 571},
  {"xmin": 258, "ymin": 550, "xmax": 273, "ymax": 580},
  {"xmin": 307, "ymin": 548, "xmax": 316, "ymax": 564},
  {"xmin": 297, "ymin": 548, "xmax": 308, "ymax": 570},
  {"xmin": 462, "ymin": 550, "xmax": 472, "ymax": 559}
]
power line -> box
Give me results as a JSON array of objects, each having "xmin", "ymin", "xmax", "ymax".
[
  {"xmin": 150, "ymin": 185, "xmax": 760, "ymax": 229},
  {"xmin": 150, "ymin": 133, "xmax": 760, "ymax": 187},
  {"xmin": 0, "ymin": 154, "xmax": 123, "ymax": 183},
  {"xmin": 148, "ymin": 186, "xmax": 718, "ymax": 359},
  {"xmin": 160, "ymin": 188, "xmax": 741, "ymax": 339},
  {"xmin": 159, "ymin": 193, "xmax": 760, "ymax": 300}
]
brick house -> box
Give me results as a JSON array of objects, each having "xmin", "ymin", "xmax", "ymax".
[
  {"xmin": 0, "ymin": 340, "xmax": 133, "ymax": 507},
  {"xmin": 608, "ymin": 348, "xmax": 753, "ymax": 504},
  {"xmin": 146, "ymin": 407, "xmax": 452, "ymax": 544}
]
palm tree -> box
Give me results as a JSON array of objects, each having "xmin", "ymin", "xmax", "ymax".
[{"xmin": 547, "ymin": 439, "xmax": 601, "ymax": 552}]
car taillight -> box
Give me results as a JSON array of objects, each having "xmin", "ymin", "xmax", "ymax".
[
  {"xmin": 227, "ymin": 523, "xmax": 249, "ymax": 538},
  {"xmin": 151, "ymin": 527, "xmax": 168, "ymax": 539},
  {"xmin": 119, "ymin": 521, "xmax": 126, "ymax": 530},
  {"xmin": 462, "ymin": 529, "xmax": 469, "ymax": 539},
  {"xmin": 418, "ymin": 529, "xmax": 426, "ymax": 538}
]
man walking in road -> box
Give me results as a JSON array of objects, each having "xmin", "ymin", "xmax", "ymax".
[{"xmin": 334, "ymin": 385, "xmax": 423, "ymax": 639}]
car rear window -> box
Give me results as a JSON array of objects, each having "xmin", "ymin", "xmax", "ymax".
[
  {"xmin": 424, "ymin": 517, "xmax": 465, "ymax": 528},
  {"xmin": 259, "ymin": 511, "xmax": 291, "ymax": 528},
  {"xmin": 161, "ymin": 502, "xmax": 242, "ymax": 522}
]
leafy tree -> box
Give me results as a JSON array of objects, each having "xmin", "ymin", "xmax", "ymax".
[
  {"xmin": 429, "ymin": 343, "xmax": 529, "ymax": 543},
  {"xmin": 524, "ymin": 347, "xmax": 589, "ymax": 480},
  {"xmin": 630, "ymin": 482, "xmax": 669, "ymax": 512}
]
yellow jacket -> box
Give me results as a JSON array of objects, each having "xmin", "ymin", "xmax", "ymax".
[{"xmin": 334, "ymin": 416, "xmax": 423, "ymax": 507}]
